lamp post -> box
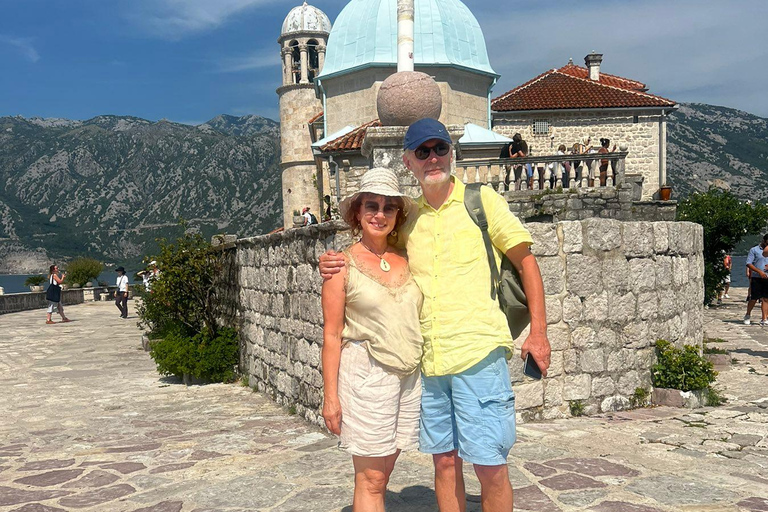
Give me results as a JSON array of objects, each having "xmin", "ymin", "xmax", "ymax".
[{"xmin": 397, "ymin": 0, "xmax": 415, "ymax": 72}]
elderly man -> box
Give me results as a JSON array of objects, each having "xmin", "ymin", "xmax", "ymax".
[{"xmin": 320, "ymin": 118, "xmax": 551, "ymax": 512}]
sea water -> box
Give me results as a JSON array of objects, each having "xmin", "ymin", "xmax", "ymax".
[{"xmin": 0, "ymin": 272, "xmax": 134, "ymax": 294}]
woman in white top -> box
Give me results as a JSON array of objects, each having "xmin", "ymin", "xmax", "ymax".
[
  {"xmin": 115, "ymin": 266, "xmax": 129, "ymax": 318},
  {"xmin": 46, "ymin": 264, "xmax": 70, "ymax": 324}
]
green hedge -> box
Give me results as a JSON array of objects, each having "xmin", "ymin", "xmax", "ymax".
[
  {"xmin": 651, "ymin": 339, "xmax": 717, "ymax": 392},
  {"xmin": 150, "ymin": 327, "xmax": 238, "ymax": 383}
]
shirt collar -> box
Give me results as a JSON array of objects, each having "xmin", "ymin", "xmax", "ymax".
[{"xmin": 416, "ymin": 176, "xmax": 465, "ymax": 211}]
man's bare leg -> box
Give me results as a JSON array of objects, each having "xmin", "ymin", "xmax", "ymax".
[
  {"xmin": 474, "ymin": 464, "xmax": 513, "ymax": 512},
  {"xmin": 433, "ymin": 450, "xmax": 466, "ymax": 512}
]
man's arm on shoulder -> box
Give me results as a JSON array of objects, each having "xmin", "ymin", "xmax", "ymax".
[
  {"xmin": 506, "ymin": 243, "xmax": 551, "ymax": 376},
  {"xmin": 319, "ymin": 250, "xmax": 346, "ymax": 280}
]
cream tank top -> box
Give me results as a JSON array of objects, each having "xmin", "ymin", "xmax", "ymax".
[{"xmin": 341, "ymin": 249, "xmax": 424, "ymax": 376}]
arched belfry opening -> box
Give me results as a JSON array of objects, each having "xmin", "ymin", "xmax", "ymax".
[
  {"xmin": 307, "ymin": 39, "xmax": 320, "ymax": 82},
  {"xmin": 290, "ymin": 41, "xmax": 301, "ymax": 84}
]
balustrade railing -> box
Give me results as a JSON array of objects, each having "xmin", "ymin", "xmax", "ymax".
[{"xmin": 455, "ymin": 151, "xmax": 628, "ymax": 194}]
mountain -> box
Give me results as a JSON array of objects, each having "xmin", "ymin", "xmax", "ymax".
[
  {"xmin": 0, "ymin": 114, "xmax": 281, "ymax": 273},
  {"xmin": 667, "ymin": 103, "xmax": 768, "ymax": 201}
]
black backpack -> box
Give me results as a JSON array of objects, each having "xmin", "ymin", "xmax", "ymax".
[
  {"xmin": 463, "ymin": 183, "xmax": 530, "ymax": 338},
  {"xmin": 308, "ymin": 212, "xmax": 318, "ymax": 225}
]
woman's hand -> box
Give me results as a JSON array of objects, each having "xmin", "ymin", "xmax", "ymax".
[{"xmin": 322, "ymin": 395, "xmax": 342, "ymax": 435}]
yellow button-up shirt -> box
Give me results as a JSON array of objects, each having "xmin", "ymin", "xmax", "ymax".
[{"xmin": 402, "ymin": 178, "xmax": 533, "ymax": 377}]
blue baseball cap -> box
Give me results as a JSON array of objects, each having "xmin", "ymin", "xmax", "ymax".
[{"xmin": 403, "ymin": 118, "xmax": 452, "ymax": 151}]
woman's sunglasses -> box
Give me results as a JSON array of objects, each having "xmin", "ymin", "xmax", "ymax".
[{"xmin": 414, "ymin": 142, "xmax": 451, "ymax": 160}]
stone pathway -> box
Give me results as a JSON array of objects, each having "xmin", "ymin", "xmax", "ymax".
[{"xmin": 0, "ymin": 296, "xmax": 767, "ymax": 511}]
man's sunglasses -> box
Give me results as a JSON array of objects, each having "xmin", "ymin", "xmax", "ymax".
[{"xmin": 414, "ymin": 142, "xmax": 451, "ymax": 160}]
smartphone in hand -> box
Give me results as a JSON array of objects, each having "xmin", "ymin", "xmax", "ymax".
[{"xmin": 524, "ymin": 354, "xmax": 542, "ymax": 380}]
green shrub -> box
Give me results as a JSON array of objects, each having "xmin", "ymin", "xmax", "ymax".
[
  {"xmin": 569, "ymin": 400, "xmax": 585, "ymax": 417},
  {"xmin": 705, "ymin": 386, "xmax": 726, "ymax": 407},
  {"xmin": 64, "ymin": 258, "xmax": 104, "ymax": 287},
  {"xmin": 651, "ymin": 340, "xmax": 718, "ymax": 392},
  {"xmin": 150, "ymin": 327, "xmax": 238, "ymax": 383},
  {"xmin": 703, "ymin": 345, "xmax": 728, "ymax": 355},
  {"xmin": 630, "ymin": 387, "xmax": 650, "ymax": 408},
  {"xmin": 24, "ymin": 275, "xmax": 46, "ymax": 287}
]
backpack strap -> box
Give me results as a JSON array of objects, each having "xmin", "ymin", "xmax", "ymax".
[{"xmin": 464, "ymin": 183, "xmax": 501, "ymax": 301}]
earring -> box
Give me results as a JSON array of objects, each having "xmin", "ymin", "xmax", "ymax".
[{"xmin": 390, "ymin": 230, "xmax": 397, "ymax": 238}]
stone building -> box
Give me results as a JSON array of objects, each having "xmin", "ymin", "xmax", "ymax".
[
  {"xmin": 277, "ymin": 2, "xmax": 332, "ymax": 229},
  {"xmin": 491, "ymin": 54, "xmax": 677, "ymax": 200}
]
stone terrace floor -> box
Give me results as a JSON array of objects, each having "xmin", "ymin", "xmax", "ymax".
[{"xmin": 0, "ymin": 291, "xmax": 767, "ymax": 512}]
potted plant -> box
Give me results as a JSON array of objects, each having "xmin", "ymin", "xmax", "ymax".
[
  {"xmin": 24, "ymin": 275, "xmax": 47, "ymax": 292},
  {"xmin": 292, "ymin": 209, "xmax": 305, "ymax": 227},
  {"xmin": 659, "ymin": 184, "xmax": 672, "ymax": 201}
]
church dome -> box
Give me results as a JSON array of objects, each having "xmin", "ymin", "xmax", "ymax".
[
  {"xmin": 281, "ymin": 2, "xmax": 332, "ymax": 36},
  {"xmin": 318, "ymin": 0, "xmax": 496, "ymax": 80}
]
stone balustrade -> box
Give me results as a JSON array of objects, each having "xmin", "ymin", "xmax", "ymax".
[{"xmin": 218, "ymin": 218, "xmax": 704, "ymax": 425}]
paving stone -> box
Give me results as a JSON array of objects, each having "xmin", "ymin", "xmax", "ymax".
[
  {"xmin": 538, "ymin": 472, "xmax": 607, "ymax": 491},
  {"xmin": 148, "ymin": 462, "xmax": 196, "ymax": 474},
  {"xmin": 188, "ymin": 450, "xmax": 226, "ymax": 460},
  {"xmin": 270, "ymin": 486, "xmax": 350, "ymax": 512},
  {"xmin": 105, "ymin": 443, "xmax": 162, "ymax": 453},
  {"xmin": 17, "ymin": 459, "xmax": 75, "ymax": 472},
  {"xmin": 626, "ymin": 475, "xmax": 738, "ymax": 505},
  {"xmin": 589, "ymin": 501, "xmax": 664, "ymax": 512},
  {"xmin": 557, "ymin": 489, "xmax": 607, "ymax": 507},
  {"xmin": 62, "ymin": 470, "xmax": 120, "ymax": 488},
  {"xmin": 188, "ymin": 476, "xmax": 296, "ymax": 509},
  {"xmin": 9, "ymin": 505, "xmax": 68, "ymax": 512},
  {"xmin": 523, "ymin": 462, "xmax": 557, "ymax": 477},
  {"xmin": 730, "ymin": 434, "xmax": 764, "ymax": 447},
  {"xmin": 513, "ymin": 485, "xmax": 560, "ymax": 512},
  {"xmin": 57, "ymin": 484, "xmax": 136, "ymax": 508},
  {"xmin": 0, "ymin": 487, "xmax": 72, "ymax": 507},
  {"xmin": 13, "ymin": 469, "xmax": 85, "ymax": 487},
  {"xmin": 542, "ymin": 458, "xmax": 640, "ymax": 478},
  {"xmin": 100, "ymin": 462, "xmax": 147, "ymax": 474},
  {"xmin": 132, "ymin": 501, "xmax": 184, "ymax": 512},
  {"xmin": 738, "ymin": 497, "xmax": 768, "ymax": 511}
]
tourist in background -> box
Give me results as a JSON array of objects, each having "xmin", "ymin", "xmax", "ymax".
[
  {"xmin": 744, "ymin": 235, "xmax": 768, "ymax": 325},
  {"xmin": 115, "ymin": 266, "xmax": 129, "ymax": 319},
  {"xmin": 45, "ymin": 264, "xmax": 70, "ymax": 324},
  {"xmin": 571, "ymin": 137, "xmax": 591, "ymax": 187},
  {"xmin": 302, "ymin": 207, "xmax": 318, "ymax": 225},
  {"xmin": 718, "ymin": 253, "xmax": 732, "ymax": 304},
  {"xmin": 321, "ymin": 167, "xmax": 422, "ymax": 511},
  {"xmin": 551, "ymin": 144, "xmax": 571, "ymax": 189},
  {"xmin": 506, "ymin": 132, "xmax": 529, "ymax": 191},
  {"xmin": 598, "ymin": 137, "xmax": 617, "ymax": 187}
]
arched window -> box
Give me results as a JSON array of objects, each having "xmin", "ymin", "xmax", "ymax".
[
  {"xmin": 307, "ymin": 39, "xmax": 319, "ymax": 82},
  {"xmin": 290, "ymin": 41, "xmax": 300, "ymax": 84}
]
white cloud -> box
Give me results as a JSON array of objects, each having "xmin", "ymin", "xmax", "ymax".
[
  {"xmin": 0, "ymin": 35, "xmax": 40, "ymax": 63},
  {"xmin": 216, "ymin": 50, "xmax": 276, "ymax": 73},
  {"xmin": 126, "ymin": 0, "xmax": 281, "ymax": 39}
]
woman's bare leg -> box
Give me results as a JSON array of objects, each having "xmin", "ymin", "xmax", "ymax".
[{"xmin": 352, "ymin": 451, "xmax": 400, "ymax": 512}]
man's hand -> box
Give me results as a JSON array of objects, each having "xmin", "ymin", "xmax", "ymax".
[
  {"xmin": 322, "ymin": 395, "xmax": 342, "ymax": 435},
  {"xmin": 520, "ymin": 332, "xmax": 551, "ymax": 378},
  {"xmin": 319, "ymin": 250, "xmax": 345, "ymax": 280}
]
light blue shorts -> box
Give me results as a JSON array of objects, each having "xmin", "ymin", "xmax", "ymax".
[{"xmin": 419, "ymin": 347, "xmax": 516, "ymax": 466}]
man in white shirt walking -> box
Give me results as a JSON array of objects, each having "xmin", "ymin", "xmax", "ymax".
[{"xmin": 115, "ymin": 266, "xmax": 129, "ymax": 319}]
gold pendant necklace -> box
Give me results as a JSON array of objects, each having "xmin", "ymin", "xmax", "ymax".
[{"xmin": 359, "ymin": 239, "xmax": 391, "ymax": 272}]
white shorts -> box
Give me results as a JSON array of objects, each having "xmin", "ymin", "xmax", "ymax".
[
  {"xmin": 724, "ymin": 274, "xmax": 731, "ymax": 284},
  {"xmin": 337, "ymin": 342, "xmax": 421, "ymax": 458},
  {"xmin": 47, "ymin": 301, "xmax": 62, "ymax": 314}
]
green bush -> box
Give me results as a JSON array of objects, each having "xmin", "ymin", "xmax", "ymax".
[
  {"xmin": 24, "ymin": 275, "xmax": 46, "ymax": 287},
  {"xmin": 651, "ymin": 340, "xmax": 718, "ymax": 392},
  {"xmin": 64, "ymin": 258, "xmax": 104, "ymax": 287},
  {"xmin": 150, "ymin": 327, "xmax": 238, "ymax": 382},
  {"xmin": 569, "ymin": 400, "xmax": 585, "ymax": 417},
  {"xmin": 677, "ymin": 188, "xmax": 768, "ymax": 305}
]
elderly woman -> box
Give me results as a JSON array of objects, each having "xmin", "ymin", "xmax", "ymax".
[{"xmin": 321, "ymin": 167, "xmax": 422, "ymax": 511}]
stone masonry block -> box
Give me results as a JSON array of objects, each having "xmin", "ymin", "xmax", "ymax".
[
  {"xmin": 617, "ymin": 370, "xmax": 643, "ymax": 396},
  {"xmin": 562, "ymin": 295, "xmax": 584, "ymax": 326},
  {"xmin": 563, "ymin": 349, "xmax": 579, "ymax": 374},
  {"xmin": 672, "ymin": 257, "xmax": 690, "ymax": 288},
  {"xmin": 669, "ymin": 222, "xmax": 695, "ymax": 255},
  {"xmin": 515, "ymin": 380, "xmax": 544, "ymax": 410},
  {"xmin": 583, "ymin": 218, "xmax": 622, "ymax": 252},
  {"xmin": 561, "ymin": 221, "xmax": 583, "ymax": 253},
  {"xmin": 622, "ymin": 222, "xmax": 654, "ymax": 257},
  {"xmin": 563, "ymin": 374, "xmax": 591, "ymax": 401},
  {"xmin": 539, "ymin": 256, "xmax": 565, "ymax": 294},
  {"xmin": 547, "ymin": 324, "xmax": 571, "ymax": 351},
  {"xmin": 601, "ymin": 257, "xmax": 630, "ymax": 293},
  {"xmin": 637, "ymin": 291, "xmax": 658, "ymax": 320},
  {"xmin": 545, "ymin": 295, "xmax": 562, "ymax": 325},
  {"xmin": 571, "ymin": 326, "xmax": 597, "ymax": 349},
  {"xmin": 584, "ymin": 292, "xmax": 608, "ymax": 323},
  {"xmin": 655, "ymin": 255, "xmax": 672, "ymax": 288},
  {"xmin": 596, "ymin": 328, "xmax": 619, "ymax": 349},
  {"xmin": 528, "ymin": 223, "xmax": 560, "ymax": 256},
  {"xmin": 622, "ymin": 321, "xmax": 651, "ymax": 349},
  {"xmin": 591, "ymin": 376, "xmax": 616, "ymax": 397},
  {"xmin": 601, "ymin": 396, "xmax": 630, "ymax": 412},
  {"xmin": 544, "ymin": 379, "xmax": 564, "ymax": 408},
  {"xmin": 628, "ymin": 258, "xmax": 656, "ymax": 294},
  {"xmin": 580, "ymin": 348, "xmax": 606, "ymax": 373},
  {"xmin": 608, "ymin": 292, "xmax": 637, "ymax": 325},
  {"xmin": 607, "ymin": 348, "xmax": 638, "ymax": 372},
  {"xmin": 653, "ymin": 222, "xmax": 669, "ymax": 254},
  {"xmin": 566, "ymin": 254, "xmax": 603, "ymax": 297},
  {"xmin": 547, "ymin": 350, "xmax": 564, "ymax": 378}
]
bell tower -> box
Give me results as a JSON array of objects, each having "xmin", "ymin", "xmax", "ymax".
[{"xmin": 277, "ymin": 2, "xmax": 331, "ymax": 228}]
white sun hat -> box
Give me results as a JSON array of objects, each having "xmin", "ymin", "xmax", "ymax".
[{"xmin": 339, "ymin": 167, "xmax": 418, "ymax": 220}]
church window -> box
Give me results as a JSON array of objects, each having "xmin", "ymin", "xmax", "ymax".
[{"xmin": 532, "ymin": 119, "xmax": 550, "ymax": 135}]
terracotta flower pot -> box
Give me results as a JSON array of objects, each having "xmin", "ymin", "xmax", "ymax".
[{"xmin": 659, "ymin": 186, "xmax": 672, "ymax": 201}]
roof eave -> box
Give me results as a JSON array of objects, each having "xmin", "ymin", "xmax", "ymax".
[
  {"xmin": 492, "ymin": 104, "xmax": 678, "ymax": 116},
  {"xmin": 317, "ymin": 62, "xmax": 499, "ymax": 83}
]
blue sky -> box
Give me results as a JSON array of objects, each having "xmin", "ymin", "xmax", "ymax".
[{"xmin": 1, "ymin": 0, "xmax": 767, "ymax": 124}]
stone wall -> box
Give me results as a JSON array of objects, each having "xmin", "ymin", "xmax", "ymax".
[
  {"xmin": 493, "ymin": 110, "xmax": 666, "ymax": 199},
  {"xmin": 222, "ymin": 218, "xmax": 703, "ymax": 426},
  {"xmin": 0, "ymin": 289, "xmax": 85, "ymax": 315}
]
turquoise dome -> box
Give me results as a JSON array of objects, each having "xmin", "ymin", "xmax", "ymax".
[{"xmin": 317, "ymin": 0, "xmax": 496, "ymax": 80}]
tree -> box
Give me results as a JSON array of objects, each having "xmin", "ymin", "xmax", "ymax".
[{"xmin": 677, "ymin": 188, "xmax": 768, "ymax": 305}]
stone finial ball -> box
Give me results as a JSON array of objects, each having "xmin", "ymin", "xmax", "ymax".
[{"xmin": 377, "ymin": 71, "xmax": 442, "ymax": 127}]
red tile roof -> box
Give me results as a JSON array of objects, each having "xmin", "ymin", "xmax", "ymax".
[
  {"xmin": 492, "ymin": 63, "xmax": 675, "ymax": 112},
  {"xmin": 308, "ymin": 111, "xmax": 324, "ymax": 124},
  {"xmin": 319, "ymin": 119, "xmax": 382, "ymax": 152}
]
